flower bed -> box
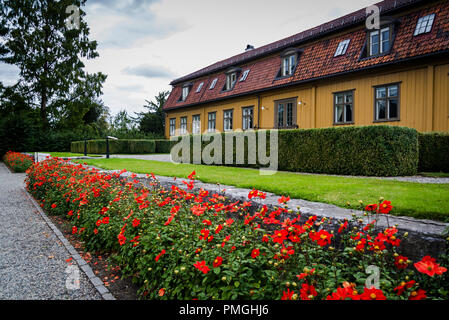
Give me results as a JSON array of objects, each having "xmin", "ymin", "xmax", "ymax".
[
  {"xmin": 3, "ymin": 151, "xmax": 34, "ymax": 173},
  {"xmin": 25, "ymin": 158, "xmax": 449, "ymax": 300}
]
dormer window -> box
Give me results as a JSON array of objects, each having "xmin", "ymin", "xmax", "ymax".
[
  {"xmin": 368, "ymin": 26, "xmax": 392, "ymax": 57},
  {"xmin": 282, "ymin": 54, "xmax": 297, "ymax": 77},
  {"xmin": 181, "ymin": 85, "xmax": 190, "ymax": 101},
  {"xmin": 334, "ymin": 39, "xmax": 350, "ymax": 57},
  {"xmin": 240, "ymin": 69, "xmax": 250, "ymax": 82},
  {"xmin": 414, "ymin": 14, "xmax": 435, "ymax": 36},
  {"xmin": 226, "ymin": 72, "xmax": 237, "ymax": 91},
  {"xmin": 196, "ymin": 82, "xmax": 204, "ymax": 93}
]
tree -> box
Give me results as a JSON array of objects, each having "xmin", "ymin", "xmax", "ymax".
[
  {"xmin": 136, "ymin": 90, "xmax": 169, "ymax": 137},
  {"xmin": 0, "ymin": 0, "xmax": 106, "ymax": 128},
  {"xmin": 111, "ymin": 109, "xmax": 135, "ymax": 132}
]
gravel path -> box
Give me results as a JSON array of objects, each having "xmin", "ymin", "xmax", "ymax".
[{"xmin": 0, "ymin": 163, "xmax": 102, "ymax": 300}]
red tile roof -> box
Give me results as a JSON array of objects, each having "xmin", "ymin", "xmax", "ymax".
[{"xmin": 164, "ymin": 0, "xmax": 449, "ymax": 111}]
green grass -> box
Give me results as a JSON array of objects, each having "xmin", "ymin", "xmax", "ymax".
[
  {"xmin": 73, "ymin": 158, "xmax": 449, "ymax": 222},
  {"xmin": 419, "ymin": 172, "xmax": 449, "ymax": 178},
  {"xmin": 42, "ymin": 152, "xmax": 102, "ymax": 158}
]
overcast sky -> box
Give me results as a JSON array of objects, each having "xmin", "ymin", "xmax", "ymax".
[{"xmin": 1, "ymin": 0, "xmax": 375, "ymax": 117}]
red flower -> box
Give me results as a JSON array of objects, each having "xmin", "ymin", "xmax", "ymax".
[
  {"xmin": 309, "ymin": 230, "xmax": 333, "ymax": 247},
  {"xmin": 225, "ymin": 218, "xmax": 234, "ymax": 226},
  {"xmin": 409, "ymin": 289, "xmax": 427, "ymax": 300},
  {"xmin": 299, "ymin": 283, "xmax": 317, "ymax": 300},
  {"xmin": 394, "ymin": 280, "xmax": 416, "ymax": 295},
  {"xmin": 338, "ymin": 220, "xmax": 348, "ymax": 233},
  {"xmin": 191, "ymin": 204, "xmax": 206, "ymax": 216},
  {"xmin": 281, "ymin": 288, "xmax": 295, "ymax": 300},
  {"xmin": 379, "ymin": 200, "xmax": 393, "ymax": 214},
  {"xmin": 277, "ymin": 195, "xmax": 290, "ymax": 204},
  {"xmin": 158, "ymin": 288, "xmax": 165, "ymax": 297},
  {"xmin": 193, "ymin": 261, "xmax": 210, "ymax": 274},
  {"xmin": 188, "ymin": 170, "xmax": 196, "ymax": 180},
  {"xmin": 51, "ymin": 203, "xmax": 57, "ymax": 209},
  {"xmin": 215, "ymin": 224, "xmax": 223, "ymax": 234},
  {"xmin": 102, "ymin": 216, "xmax": 110, "ymax": 225},
  {"xmin": 199, "ymin": 228, "xmax": 210, "ymax": 241},
  {"xmin": 248, "ymin": 189, "xmax": 266, "ymax": 199},
  {"xmin": 414, "ymin": 256, "xmax": 447, "ymax": 277},
  {"xmin": 71, "ymin": 226, "xmax": 77, "ymax": 234},
  {"xmin": 359, "ymin": 287, "xmax": 386, "ymax": 300},
  {"xmin": 213, "ymin": 256, "xmax": 223, "ymax": 268},
  {"xmin": 251, "ymin": 249, "xmax": 260, "ymax": 259},
  {"xmin": 118, "ymin": 233, "xmax": 126, "ymax": 246},
  {"xmin": 365, "ymin": 204, "xmax": 377, "ymax": 212},
  {"xmin": 155, "ymin": 249, "xmax": 166, "ymax": 262},
  {"xmin": 394, "ymin": 255, "xmax": 409, "ymax": 270},
  {"xmin": 132, "ymin": 218, "xmax": 141, "ymax": 228},
  {"xmin": 271, "ymin": 229, "xmax": 288, "ymax": 244}
]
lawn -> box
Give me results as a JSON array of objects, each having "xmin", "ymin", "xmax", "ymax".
[
  {"xmin": 41, "ymin": 152, "xmax": 102, "ymax": 158},
  {"xmin": 74, "ymin": 158, "xmax": 449, "ymax": 222}
]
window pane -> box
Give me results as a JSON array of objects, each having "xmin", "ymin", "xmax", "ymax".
[
  {"xmin": 376, "ymin": 100, "xmax": 386, "ymax": 119},
  {"xmin": 335, "ymin": 105, "xmax": 343, "ymax": 123},
  {"xmin": 278, "ymin": 104, "xmax": 284, "ymax": 127},
  {"xmin": 376, "ymin": 87, "xmax": 387, "ymax": 98},
  {"xmin": 287, "ymin": 103, "xmax": 293, "ymax": 126},
  {"xmin": 336, "ymin": 94, "xmax": 344, "ymax": 104},
  {"xmin": 345, "ymin": 105, "xmax": 352, "ymax": 122},
  {"xmin": 388, "ymin": 85, "xmax": 398, "ymax": 97},
  {"xmin": 389, "ymin": 99, "xmax": 398, "ymax": 119},
  {"xmin": 289, "ymin": 55, "xmax": 296, "ymax": 74},
  {"xmin": 345, "ymin": 93, "xmax": 353, "ymax": 104},
  {"xmin": 370, "ymin": 31, "xmax": 379, "ymax": 55}
]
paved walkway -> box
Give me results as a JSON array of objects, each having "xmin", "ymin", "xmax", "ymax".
[{"xmin": 0, "ymin": 163, "xmax": 102, "ymax": 300}]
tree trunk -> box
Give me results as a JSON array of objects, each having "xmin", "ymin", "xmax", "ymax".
[{"xmin": 41, "ymin": 88, "xmax": 47, "ymax": 128}]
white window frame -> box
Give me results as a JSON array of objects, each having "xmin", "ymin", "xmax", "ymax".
[
  {"xmin": 223, "ymin": 110, "xmax": 233, "ymax": 132},
  {"xmin": 208, "ymin": 112, "xmax": 216, "ymax": 133},
  {"xmin": 239, "ymin": 69, "xmax": 250, "ymax": 82},
  {"xmin": 181, "ymin": 86, "xmax": 190, "ymax": 101},
  {"xmin": 242, "ymin": 107, "xmax": 254, "ymax": 131},
  {"xmin": 169, "ymin": 118, "xmax": 176, "ymax": 136},
  {"xmin": 334, "ymin": 39, "xmax": 350, "ymax": 57},
  {"xmin": 225, "ymin": 72, "xmax": 237, "ymax": 91},
  {"xmin": 281, "ymin": 54, "xmax": 296, "ymax": 77},
  {"xmin": 209, "ymin": 78, "xmax": 218, "ymax": 90},
  {"xmin": 180, "ymin": 116, "xmax": 187, "ymax": 135},
  {"xmin": 196, "ymin": 82, "xmax": 204, "ymax": 93},
  {"xmin": 369, "ymin": 27, "xmax": 391, "ymax": 56},
  {"xmin": 414, "ymin": 14, "xmax": 435, "ymax": 36},
  {"xmin": 192, "ymin": 115, "xmax": 201, "ymax": 134}
]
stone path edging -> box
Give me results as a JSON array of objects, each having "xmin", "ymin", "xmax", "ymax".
[{"xmin": 23, "ymin": 188, "xmax": 115, "ymax": 300}]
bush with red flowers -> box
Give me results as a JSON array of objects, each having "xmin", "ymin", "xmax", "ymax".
[
  {"xmin": 3, "ymin": 151, "xmax": 34, "ymax": 173},
  {"xmin": 26, "ymin": 158, "xmax": 449, "ymax": 300}
]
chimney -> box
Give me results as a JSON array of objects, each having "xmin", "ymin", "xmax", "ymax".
[{"xmin": 245, "ymin": 44, "xmax": 255, "ymax": 52}]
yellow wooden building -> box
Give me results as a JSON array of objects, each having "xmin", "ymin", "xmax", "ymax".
[{"xmin": 163, "ymin": 0, "xmax": 449, "ymax": 138}]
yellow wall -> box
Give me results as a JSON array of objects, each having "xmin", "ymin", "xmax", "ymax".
[{"xmin": 166, "ymin": 63, "xmax": 449, "ymax": 138}]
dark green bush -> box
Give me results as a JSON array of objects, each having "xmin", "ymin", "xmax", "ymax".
[
  {"xmin": 71, "ymin": 139, "xmax": 156, "ymax": 154},
  {"xmin": 418, "ymin": 132, "xmax": 449, "ymax": 173},
  {"xmin": 154, "ymin": 139, "xmax": 177, "ymax": 154},
  {"xmin": 175, "ymin": 126, "xmax": 419, "ymax": 177}
]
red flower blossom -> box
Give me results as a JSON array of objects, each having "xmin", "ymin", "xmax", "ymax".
[
  {"xmin": 379, "ymin": 200, "xmax": 393, "ymax": 214},
  {"xmin": 271, "ymin": 229, "xmax": 288, "ymax": 244},
  {"xmin": 414, "ymin": 256, "xmax": 447, "ymax": 277},
  {"xmin": 394, "ymin": 280, "xmax": 416, "ymax": 295},
  {"xmin": 199, "ymin": 228, "xmax": 210, "ymax": 241},
  {"xmin": 213, "ymin": 256, "xmax": 223, "ymax": 268},
  {"xmin": 338, "ymin": 220, "xmax": 348, "ymax": 233},
  {"xmin": 193, "ymin": 261, "xmax": 210, "ymax": 274},
  {"xmin": 281, "ymin": 288, "xmax": 295, "ymax": 300},
  {"xmin": 158, "ymin": 288, "xmax": 165, "ymax": 297},
  {"xmin": 251, "ymin": 249, "xmax": 260, "ymax": 259},
  {"xmin": 409, "ymin": 289, "xmax": 427, "ymax": 300},
  {"xmin": 394, "ymin": 255, "xmax": 409, "ymax": 270},
  {"xmin": 51, "ymin": 203, "xmax": 57, "ymax": 209},
  {"xmin": 72, "ymin": 226, "xmax": 77, "ymax": 234},
  {"xmin": 215, "ymin": 224, "xmax": 223, "ymax": 234},
  {"xmin": 299, "ymin": 283, "xmax": 317, "ymax": 300},
  {"xmin": 365, "ymin": 204, "xmax": 377, "ymax": 212},
  {"xmin": 277, "ymin": 195, "xmax": 290, "ymax": 204},
  {"xmin": 118, "ymin": 233, "xmax": 126, "ymax": 246},
  {"xmin": 309, "ymin": 230, "xmax": 333, "ymax": 246},
  {"xmin": 155, "ymin": 249, "xmax": 166, "ymax": 262},
  {"xmin": 359, "ymin": 287, "xmax": 386, "ymax": 300},
  {"xmin": 132, "ymin": 218, "xmax": 141, "ymax": 228},
  {"xmin": 102, "ymin": 216, "xmax": 109, "ymax": 225}
]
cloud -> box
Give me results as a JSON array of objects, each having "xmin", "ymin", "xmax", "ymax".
[
  {"xmin": 84, "ymin": 0, "xmax": 188, "ymax": 48},
  {"xmin": 122, "ymin": 64, "xmax": 176, "ymax": 79},
  {"xmin": 0, "ymin": 63, "xmax": 20, "ymax": 86}
]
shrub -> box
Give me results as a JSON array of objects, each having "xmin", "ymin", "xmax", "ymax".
[
  {"xmin": 174, "ymin": 126, "xmax": 419, "ymax": 177},
  {"xmin": 418, "ymin": 132, "xmax": 449, "ymax": 173},
  {"xmin": 154, "ymin": 139, "xmax": 176, "ymax": 154},
  {"xmin": 71, "ymin": 139, "xmax": 156, "ymax": 154},
  {"xmin": 3, "ymin": 151, "xmax": 34, "ymax": 172},
  {"xmin": 26, "ymin": 158, "xmax": 449, "ymax": 300}
]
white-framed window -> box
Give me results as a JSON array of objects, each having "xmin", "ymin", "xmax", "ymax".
[
  {"xmin": 181, "ymin": 86, "xmax": 190, "ymax": 101},
  {"xmin": 239, "ymin": 69, "xmax": 250, "ymax": 82},
  {"xmin": 169, "ymin": 118, "xmax": 176, "ymax": 136},
  {"xmin": 369, "ymin": 27, "xmax": 391, "ymax": 56},
  {"xmin": 334, "ymin": 39, "xmax": 351, "ymax": 57},
  {"xmin": 192, "ymin": 115, "xmax": 201, "ymax": 134},
  {"xmin": 225, "ymin": 72, "xmax": 237, "ymax": 91},
  {"xmin": 196, "ymin": 82, "xmax": 204, "ymax": 93},
  {"xmin": 209, "ymin": 78, "xmax": 218, "ymax": 90},
  {"xmin": 180, "ymin": 116, "xmax": 187, "ymax": 135},
  {"xmin": 223, "ymin": 110, "xmax": 233, "ymax": 132},
  {"xmin": 208, "ymin": 112, "xmax": 216, "ymax": 132},
  {"xmin": 281, "ymin": 54, "xmax": 296, "ymax": 77},
  {"xmin": 414, "ymin": 14, "xmax": 435, "ymax": 36},
  {"xmin": 242, "ymin": 107, "xmax": 254, "ymax": 130}
]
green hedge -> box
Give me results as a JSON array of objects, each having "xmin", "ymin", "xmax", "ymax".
[
  {"xmin": 71, "ymin": 139, "xmax": 156, "ymax": 154},
  {"xmin": 418, "ymin": 132, "xmax": 449, "ymax": 173},
  {"xmin": 154, "ymin": 139, "xmax": 177, "ymax": 154},
  {"xmin": 172, "ymin": 126, "xmax": 419, "ymax": 177}
]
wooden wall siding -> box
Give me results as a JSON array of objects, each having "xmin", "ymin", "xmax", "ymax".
[
  {"xmin": 165, "ymin": 64, "xmax": 449, "ymax": 138},
  {"xmin": 434, "ymin": 64, "xmax": 449, "ymax": 132}
]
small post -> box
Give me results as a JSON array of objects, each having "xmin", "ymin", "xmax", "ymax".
[
  {"xmin": 106, "ymin": 136, "xmax": 110, "ymax": 159},
  {"xmin": 84, "ymin": 139, "xmax": 87, "ymax": 156}
]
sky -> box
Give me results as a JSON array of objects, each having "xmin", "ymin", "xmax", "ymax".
[{"xmin": 0, "ymin": 0, "xmax": 376, "ymax": 117}]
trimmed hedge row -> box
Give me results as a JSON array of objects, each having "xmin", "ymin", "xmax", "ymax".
[
  {"xmin": 171, "ymin": 126, "xmax": 419, "ymax": 177},
  {"xmin": 71, "ymin": 139, "xmax": 156, "ymax": 154},
  {"xmin": 154, "ymin": 139, "xmax": 177, "ymax": 154},
  {"xmin": 418, "ymin": 132, "xmax": 449, "ymax": 173}
]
